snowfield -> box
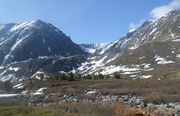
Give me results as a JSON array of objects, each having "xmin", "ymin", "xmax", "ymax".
[
  {"xmin": 0, "ymin": 94, "xmax": 19, "ymax": 98},
  {"xmin": 155, "ymin": 55, "xmax": 174, "ymax": 64}
]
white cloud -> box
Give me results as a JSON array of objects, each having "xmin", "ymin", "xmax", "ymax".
[
  {"xmin": 150, "ymin": 0, "xmax": 180, "ymax": 19},
  {"xmin": 150, "ymin": 6, "xmax": 172, "ymax": 19},
  {"xmin": 128, "ymin": 0, "xmax": 180, "ymax": 33}
]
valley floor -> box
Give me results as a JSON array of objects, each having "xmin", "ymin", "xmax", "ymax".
[{"xmin": 0, "ymin": 79, "xmax": 180, "ymax": 116}]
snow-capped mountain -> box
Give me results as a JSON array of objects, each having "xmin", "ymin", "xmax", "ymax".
[
  {"xmin": 80, "ymin": 43, "xmax": 110, "ymax": 54},
  {"xmin": 1, "ymin": 10, "xmax": 180, "ymax": 82},
  {"xmin": 77, "ymin": 10, "xmax": 180, "ymax": 78},
  {"xmin": 0, "ymin": 20, "xmax": 85, "ymax": 82},
  {"xmin": 0, "ymin": 20, "xmax": 84, "ymax": 65},
  {"xmin": 109, "ymin": 11, "xmax": 180, "ymax": 51}
]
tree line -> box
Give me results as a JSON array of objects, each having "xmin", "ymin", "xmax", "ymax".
[{"xmin": 48, "ymin": 72, "xmax": 121, "ymax": 81}]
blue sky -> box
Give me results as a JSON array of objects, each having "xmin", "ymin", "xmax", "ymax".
[{"xmin": 0, "ymin": 0, "xmax": 171, "ymax": 44}]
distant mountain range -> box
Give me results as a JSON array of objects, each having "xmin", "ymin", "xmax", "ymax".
[{"xmin": 1, "ymin": 10, "xmax": 180, "ymax": 82}]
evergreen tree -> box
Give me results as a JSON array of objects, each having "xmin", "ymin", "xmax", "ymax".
[
  {"xmin": 114, "ymin": 72, "xmax": 121, "ymax": 79},
  {"xmin": 54, "ymin": 73, "xmax": 60, "ymax": 80},
  {"xmin": 98, "ymin": 73, "xmax": 104, "ymax": 79},
  {"xmin": 68, "ymin": 72, "xmax": 75, "ymax": 81},
  {"xmin": 61, "ymin": 73, "xmax": 66, "ymax": 80},
  {"xmin": 78, "ymin": 74, "xmax": 82, "ymax": 80},
  {"xmin": 93, "ymin": 75, "xmax": 98, "ymax": 80},
  {"xmin": 86, "ymin": 74, "xmax": 92, "ymax": 80}
]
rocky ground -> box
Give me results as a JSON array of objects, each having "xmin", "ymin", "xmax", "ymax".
[
  {"xmin": 0, "ymin": 79, "xmax": 180, "ymax": 116},
  {"xmin": 28, "ymin": 86, "xmax": 180, "ymax": 116}
]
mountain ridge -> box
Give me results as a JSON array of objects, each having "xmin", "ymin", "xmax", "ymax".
[
  {"xmin": 1, "ymin": 10, "xmax": 180, "ymax": 82},
  {"xmin": 77, "ymin": 10, "xmax": 180, "ymax": 79}
]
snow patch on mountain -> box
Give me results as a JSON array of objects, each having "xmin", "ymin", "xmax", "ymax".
[
  {"xmin": 128, "ymin": 28, "xmax": 136, "ymax": 33},
  {"xmin": 150, "ymin": 28, "xmax": 157, "ymax": 35},
  {"xmin": 129, "ymin": 44, "xmax": 139, "ymax": 50},
  {"xmin": 11, "ymin": 34, "xmax": 31, "ymax": 51},
  {"xmin": 0, "ymin": 66, "xmax": 4, "ymax": 70},
  {"xmin": 32, "ymin": 88, "xmax": 46, "ymax": 95},
  {"xmin": 106, "ymin": 54, "xmax": 119, "ymax": 63},
  {"xmin": 48, "ymin": 47, "xmax": 51, "ymax": 53},
  {"xmin": 78, "ymin": 60, "xmax": 154, "ymax": 75},
  {"xmin": 10, "ymin": 20, "xmax": 38, "ymax": 31},
  {"xmin": 83, "ymin": 48, "xmax": 96, "ymax": 54},
  {"xmin": 0, "ymin": 74, "xmax": 16, "ymax": 82},
  {"xmin": 0, "ymin": 24, "xmax": 5, "ymax": 31},
  {"xmin": 13, "ymin": 83, "xmax": 23, "ymax": 89},
  {"xmin": 0, "ymin": 94, "xmax": 19, "ymax": 98},
  {"xmin": 155, "ymin": 55, "xmax": 174, "ymax": 64},
  {"xmin": 9, "ymin": 67, "xmax": 20, "ymax": 72},
  {"xmin": 77, "ymin": 55, "xmax": 108, "ymax": 74},
  {"xmin": 140, "ymin": 75, "xmax": 152, "ymax": 79},
  {"xmin": 176, "ymin": 54, "xmax": 180, "ymax": 58},
  {"xmin": 80, "ymin": 43, "xmax": 110, "ymax": 54},
  {"xmin": 173, "ymin": 38, "xmax": 180, "ymax": 42},
  {"xmin": 100, "ymin": 65, "xmax": 139, "ymax": 75},
  {"xmin": 2, "ymin": 34, "xmax": 31, "ymax": 64}
]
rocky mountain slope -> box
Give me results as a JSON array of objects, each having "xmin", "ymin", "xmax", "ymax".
[
  {"xmin": 0, "ymin": 20, "xmax": 85, "ymax": 82},
  {"xmin": 1, "ymin": 10, "xmax": 180, "ymax": 82},
  {"xmin": 78, "ymin": 10, "xmax": 180, "ymax": 79}
]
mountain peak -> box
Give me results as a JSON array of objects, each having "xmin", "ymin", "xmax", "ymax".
[
  {"xmin": 160, "ymin": 10, "xmax": 180, "ymax": 19},
  {"xmin": 9, "ymin": 20, "xmax": 51, "ymax": 32},
  {"xmin": 10, "ymin": 20, "xmax": 40, "ymax": 31},
  {"xmin": 168, "ymin": 10, "xmax": 180, "ymax": 15}
]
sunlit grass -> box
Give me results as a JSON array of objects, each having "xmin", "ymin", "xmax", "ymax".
[{"xmin": 0, "ymin": 106, "xmax": 99, "ymax": 116}]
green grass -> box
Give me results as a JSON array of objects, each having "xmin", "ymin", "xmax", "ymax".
[{"xmin": 0, "ymin": 106, "xmax": 99, "ymax": 116}]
